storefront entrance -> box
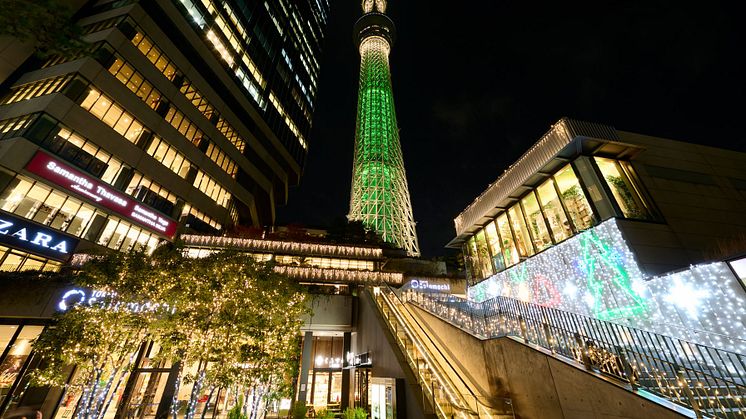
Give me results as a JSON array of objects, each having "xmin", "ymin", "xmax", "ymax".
[{"xmin": 0, "ymin": 322, "xmax": 46, "ymax": 416}]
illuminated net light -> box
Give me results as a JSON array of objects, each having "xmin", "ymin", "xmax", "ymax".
[
  {"xmin": 467, "ymin": 218, "xmax": 746, "ymax": 353},
  {"xmin": 349, "ymin": 30, "xmax": 420, "ymax": 256}
]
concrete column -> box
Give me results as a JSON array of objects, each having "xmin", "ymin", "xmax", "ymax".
[
  {"xmin": 297, "ymin": 331, "xmax": 314, "ymax": 404},
  {"xmin": 341, "ymin": 332, "xmax": 351, "ymax": 410}
]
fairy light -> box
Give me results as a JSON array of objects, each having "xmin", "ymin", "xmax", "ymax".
[{"xmin": 467, "ymin": 219, "xmax": 746, "ymax": 353}]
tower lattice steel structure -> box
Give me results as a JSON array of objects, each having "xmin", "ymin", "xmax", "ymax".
[{"xmin": 348, "ymin": 0, "xmax": 420, "ymax": 256}]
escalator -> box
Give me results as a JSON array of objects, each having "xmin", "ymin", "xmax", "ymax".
[{"xmin": 368, "ymin": 286, "xmax": 515, "ymax": 418}]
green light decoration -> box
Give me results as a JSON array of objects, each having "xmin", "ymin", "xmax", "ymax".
[
  {"xmin": 348, "ymin": 22, "xmax": 420, "ymax": 256},
  {"xmin": 468, "ymin": 219, "xmax": 649, "ymax": 322},
  {"xmin": 577, "ymin": 228, "xmax": 647, "ymax": 320}
]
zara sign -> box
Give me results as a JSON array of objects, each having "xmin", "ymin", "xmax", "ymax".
[
  {"xmin": 0, "ymin": 211, "xmax": 79, "ymax": 261},
  {"xmin": 25, "ymin": 151, "xmax": 177, "ymax": 238}
]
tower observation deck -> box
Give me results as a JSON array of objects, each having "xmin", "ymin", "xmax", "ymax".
[{"xmin": 348, "ymin": 0, "xmax": 420, "ymax": 256}]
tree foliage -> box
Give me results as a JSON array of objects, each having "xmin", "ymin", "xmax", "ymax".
[
  {"xmin": 0, "ymin": 0, "xmax": 88, "ymax": 58},
  {"xmin": 32, "ymin": 246, "xmax": 308, "ymax": 419}
]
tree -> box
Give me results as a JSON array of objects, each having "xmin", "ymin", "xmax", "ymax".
[
  {"xmin": 0, "ymin": 0, "xmax": 88, "ymax": 58},
  {"xmin": 31, "ymin": 247, "xmax": 308, "ymax": 419}
]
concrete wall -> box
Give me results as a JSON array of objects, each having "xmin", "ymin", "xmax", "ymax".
[
  {"xmin": 353, "ymin": 293, "xmax": 427, "ymax": 418},
  {"xmin": 301, "ymin": 294, "xmax": 354, "ymax": 332},
  {"xmin": 619, "ymin": 131, "xmax": 746, "ymax": 271},
  {"xmin": 412, "ymin": 304, "xmax": 687, "ymax": 419},
  {"xmin": 0, "ymin": 277, "xmax": 71, "ymax": 318}
]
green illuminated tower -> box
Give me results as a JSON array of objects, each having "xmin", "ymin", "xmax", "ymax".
[{"xmin": 348, "ymin": 0, "xmax": 420, "ymax": 256}]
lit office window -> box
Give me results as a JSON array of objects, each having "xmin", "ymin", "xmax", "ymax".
[
  {"xmin": 193, "ymin": 170, "xmax": 231, "ymax": 208},
  {"xmin": 496, "ymin": 214, "xmax": 519, "ymax": 267},
  {"xmin": 1, "ymin": 74, "xmax": 73, "ymax": 105},
  {"xmin": 474, "ymin": 229, "xmax": 494, "ymax": 277},
  {"xmin": 0, "ymin": 177, "xmax": 100, "ymax": 239},
  {"xmin": 146, "ymin": 136, "xmax": 193, "ymax": 179},
  {"xmin": 554, "ymin": 164, "xmax": 596, "ymax": 231},
  {"xmin": 0, "ymin": 115, "xmax": 34, "ymax": 139},
  {"xmin": 595, "ymin": 157, "xmax": 652, "ymax": 220},
  {"xmin": 521, "ymin": 192, "xmax": 552, "ymax": 252},
  {"xmin": 181, "ymin": 204, "xmax": 222, "ymax": 231},
  {"xmin": 108, "ymin": 57, "xmax": 162, "ymax": 109},
  {"xmin": 97, "ymin": 217, "xmax": 160, "ymax": 253},
  {"xmin": 131, "ymin": 32, "xmax": 178, "ymax": 81},
  {"xmin": 507, "ymin": 205, "xmax": 534, "ymax": 257},
  {"xmin": 50, "ymin": 127, "xmax": 126, "ymax": 183},
  {"xmin": 79, "ymin": 88, "xmax": 145, "ymax": 144},
  {"xmin": 0, "ymin": 247, "xmax": 61, "ymax": 272},
  {"xmin": 537, "ymin": 179, "xmax": 572, "ymax": 242}
]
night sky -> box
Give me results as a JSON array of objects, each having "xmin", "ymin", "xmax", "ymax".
[{"xmin": 277, "ymin": 1, "xmax": 745, "ymax": 258}]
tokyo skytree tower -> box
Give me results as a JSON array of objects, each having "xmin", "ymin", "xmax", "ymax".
[{"xmin": 348, "ymin": 0, "xmax": 420, "ymax": 256}]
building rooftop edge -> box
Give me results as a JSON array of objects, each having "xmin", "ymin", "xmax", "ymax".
[{"xmin": 452, "ymin": 118, "xmax": 619, "ymax": 239}]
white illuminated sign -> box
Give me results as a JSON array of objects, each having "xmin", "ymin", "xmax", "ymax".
[
  {"xmin": 56, "ymin": 289, "xmax": 175, "ymax": 314},
  {"xmin": 0, "ymin": 212, "xmax": 77, "ymax": 260},
  {"xmin": 409, "ymin": 279, "xmax": 450, "ymax": 292}
]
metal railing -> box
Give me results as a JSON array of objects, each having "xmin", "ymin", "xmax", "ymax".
[
  {"xmin": 369, "ymin": 287, "xmax": 514, "ymax": 418},
  {"xmin": 405, "ymin": 291, "xmax": 746, "ymax": 419}
]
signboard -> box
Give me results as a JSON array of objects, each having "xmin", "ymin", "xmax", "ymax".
[
  {"xmin": 403, "ymin": 278, "xmax": 451, "ymax": 293},
  {"xmin": 0, "ymin": 211, "xmax": 79, "ymax": 261},
  {"xmin": 25, "ymin": 151, "xmax": 177, "ymax": 238}
]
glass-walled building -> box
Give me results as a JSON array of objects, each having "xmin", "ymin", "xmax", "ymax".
[
  {"xmin": 450, "ymin": 118, "xmax": 746, "ymax": 285},
  {"xmin": 461, "ymin": 156, "xmax": 655, "ymax": 284},
  {"xmin": 0, "ymin": 0, "xmax": 330, "ymax": 271}
]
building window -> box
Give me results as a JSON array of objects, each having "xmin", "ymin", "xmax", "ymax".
[
  {"xmin": 554, "ymin": 164, "xmax": 596, "ymax": 231},
  {"xmin": 108, "ymin": 57, "xmax": 162, "ymax": 110},
  {"xmin": 193, "ymin": 171, "xmax": 232, "ymax": 208},
  {"xmin": 96, "ymin": 217, "xmax": 160, "ymax": 253},
  {"xmin": 496, "ymin": 214, "xmax": 519, "ymax": 268},
  {"xmin": 0, "ymin": 324, "xmax": 46, "ymax": 407},
  {"xmin": 537, "ymin": 179, "xmax": 573, "ymax": 242},
  {"xmin": 79, "ymin": 88, "xmax": 146, "ymax": 144},
  {"xmin": 474, "ymin": 229, "xmax": 493, "ymax": 278},
  {"xmin": 595, "ymin": 157, "xmax": 651, "ymax": 220},
  {"xmin": 0, "ymin": 247, "xmax": 61, "ymax": 272},
  {"xmin": 521, "ymin": 192, "xmax": 552, "ymax": 252},
  {"xmin": 484, "ymin": 221, "xmax": 504, "ymax": 272},
  {"xmin": 507, "ymin": 205, "xmax": 534, "ymax": 258},
  {"xmin": 464, "ymin": 236, "xmax": 479, "ymax": 280},
  {"xmin": 1, "ymin": 74, "xmax": 73, "ymax": 105},
  {"xmin": 146, "ymin": 137, "xmax": 193, "ymax": 179}
]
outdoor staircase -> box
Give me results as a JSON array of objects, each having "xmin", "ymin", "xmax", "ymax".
[
  {"xmin": 401, "ymin": 290, "xmax": 746, "ymax": 419},
  {"xmin": 369, "ymin": 287, "xmax": 515, "ymax": 418}
]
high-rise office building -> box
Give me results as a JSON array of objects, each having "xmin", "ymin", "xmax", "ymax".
[
  {"xmin": 0, "ymin": 0, "xmax": 330, "ymax": 272},
  {"xmin": 348, "ymin": 0, "xmax": 420, "ymax": 256}
]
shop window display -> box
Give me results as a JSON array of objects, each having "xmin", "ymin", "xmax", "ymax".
[
  {"xmin": 555, "ymin": 164, "xmax": 596, "ymax": 230},
  {"xmin": 537, "ymin": 179, "xmax": 573, "ymax": 242},
  {"xmin": 595, "ymin": 157, "xmax": 651, "ymax": 220}
]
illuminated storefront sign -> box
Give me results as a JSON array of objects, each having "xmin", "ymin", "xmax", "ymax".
[
  {"xmin": 0, "ymin": 210, "xmax": 79, "ymax": 261},
  {"xmin": 406, "ymin": 279, "xmax": 451, "ymax": 293},
  {"xmin": 25, "ymin": 151, "xmax": 177, "ymax": 238},
  {"xmin": 57, "ymin": 288, "xmax": 174, "ymax": 313}
]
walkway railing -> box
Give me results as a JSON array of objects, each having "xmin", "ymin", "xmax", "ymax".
[
  {"xmin": 369, "ymin": 287, "xmax": 514, "ymax": 418},
  {"xmin": 404, "ymin": 291, "xmax": 746, "ymax": 419}
]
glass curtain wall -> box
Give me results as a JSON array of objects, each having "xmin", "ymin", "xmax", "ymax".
[{"xmin": 463, "ymin": 159, "xmax": 652, "ymax": 282}]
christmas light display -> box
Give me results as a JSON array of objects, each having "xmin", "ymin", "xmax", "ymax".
[
  {"xmin": 180, "ymin": 234, "xmax": 384, "ymax": 259},
  {"xmin": 468, "ymin": 219, "xmax": 746, "ymax": 352}
]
